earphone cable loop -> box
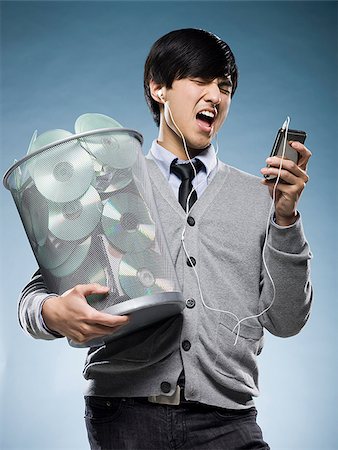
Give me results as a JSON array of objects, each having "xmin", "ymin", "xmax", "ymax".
[{"xmin": 164, "ymin": 101, "xmax": 290, "ymax": 345}]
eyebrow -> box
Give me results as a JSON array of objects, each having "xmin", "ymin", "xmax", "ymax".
[{"xmin": 219, "ymin": 78, "xmax": 233, "ymax": 88}]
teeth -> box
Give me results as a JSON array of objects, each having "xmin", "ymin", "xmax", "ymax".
[{"xmin": 199, "ymin": 110, "xmax": 215, "ymax": 118}]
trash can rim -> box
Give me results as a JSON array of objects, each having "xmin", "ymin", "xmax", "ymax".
[{"xmin": 3, "ymin": 127, "xmax": 144, "ymax": 190}]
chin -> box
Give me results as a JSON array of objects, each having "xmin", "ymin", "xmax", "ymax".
[{"xmin": 187, "ymin": 138, "xmax": 212, "ymax": 151}]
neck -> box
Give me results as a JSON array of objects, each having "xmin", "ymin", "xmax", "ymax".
[
  {"xmin": 156, "ymin": 139, "xmax": 205, "ymax": 160},
  {"xmin": 157, "ymin": 121, "xmax": 208, "ymax": 160}
]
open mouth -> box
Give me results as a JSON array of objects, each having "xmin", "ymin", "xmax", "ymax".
[{"xmin": 196, "ymin": 110, "xmax": 216, "ymax": 129}]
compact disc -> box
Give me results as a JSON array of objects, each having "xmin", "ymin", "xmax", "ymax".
[
  {"xmin": 119, "ymin": 250, "xmax": 174, "ymax": 299},
  {"xmin": 101, "ymin": 193, "xmax": 155, "ymax": 253},
  {"xmin": 50, "ymin": 236, "xmax": 91, "ymax": 278},
  {"xmin": 32, "ymin": 139, "xmax": 94, "ymax": 202},
  {"xmin": 80, "ymin": 131, "xmax": 138, "ymax": 170},
  {"xmin": 11, "ymin": 160, "xmax": 22, "ymax": 192},
  {"xmin": 26, "ymin": 129, "xmax": 73, "ymax": 182},
  {"xmin": 36, "ymin": 233, "xmax": 77, "ymax": 270},
  {"xmin": 16, "ymin": 163, "xmax": 32, "ymax": 194},
  {"xmin": 94, "ymin": 166, "xmax": 132, "ymax": 194},
  {"xmin": 48, "ymin": 186, "xmax": 103, "ymax": 241},
  {"xmin": 20, "ymin": 184, "xmax": 49, "ymax": 247},
  {"xmin": 69, "ymin": 257, "xmax": 107, "ymax": 307},
  {"xmin": 74, "ymin": 113, "xmax": 123, "ymax": 134},
  {"xmin": 28, "ymin": 129, "xmax": 73, "ymax": 155},
  {"xmin": 107, "ymin": 242, "xmax": 123, "ymax": 259},
  {"xmin": 18, "ymin": 129, "xmax": 37, "ymax": 188},
  {"xmin": 93, "ymin": 158, "xmax": 103, "ymax": 173},
  {"xmin": 27, "ymin": 129, "xmax": 38, "ymax": 154}
]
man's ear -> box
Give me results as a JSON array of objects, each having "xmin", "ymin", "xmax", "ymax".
[{"xmin": 149, "ymin": 80, "xmax": 165, "ymax": 104}]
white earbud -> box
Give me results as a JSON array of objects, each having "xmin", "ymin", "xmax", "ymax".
[{"xmin": 157, "ymin": 88, "xmax": 165, "ymax": 102}]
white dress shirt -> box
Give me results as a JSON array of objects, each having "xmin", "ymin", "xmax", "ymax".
[{"xmin": 145, "ymin": 140, "xmax": 218, "ymax": 201}]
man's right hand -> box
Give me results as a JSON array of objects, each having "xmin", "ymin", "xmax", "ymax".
[{"xmin": 42, "ymin": 283, "xmax": 129, "ymax": 344}]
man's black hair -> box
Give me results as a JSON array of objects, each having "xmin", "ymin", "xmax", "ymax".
[{"xmin": 144, "ymin": 28, "xmax": 238, "ymax": 126}]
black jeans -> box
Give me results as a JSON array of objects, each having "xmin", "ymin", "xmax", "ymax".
[{"xmin": 84, "ymin": 396, "xmax": 270, "ymax": 450}]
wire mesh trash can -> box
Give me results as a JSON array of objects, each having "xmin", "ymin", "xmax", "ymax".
[{"xmin": 3, "ymin": 118, "xmax": 184, "ymax": 347}]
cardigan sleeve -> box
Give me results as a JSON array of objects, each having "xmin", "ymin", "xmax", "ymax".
[
  {"xmin": 258, "ymin": 214, "xmax": 313, "ymax": 337},
  {"xmin": 18, "ymin": 269, "xmax": 63, "ymax": 340}
]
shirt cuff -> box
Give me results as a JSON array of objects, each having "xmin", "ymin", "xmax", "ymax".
[
  {"xmin": 268, "ymin": 212, "xmax": 308, "ymax": 254},
  {"xmin": 40, "ymin": 295, "xmax": 64, "ymax": 338},
  {"xmin": 271, "ymin": 212, "xmax": 300, "ymax": 229}
]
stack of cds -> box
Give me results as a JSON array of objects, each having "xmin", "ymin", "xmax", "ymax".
[{"xmin": 4, "ymin": 113, "xmax": 184, "ymax": 347}]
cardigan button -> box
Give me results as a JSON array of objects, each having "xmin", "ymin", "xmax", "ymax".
[
  {"xmin": 182, "ymin": 340, "xmax": 191, "ymax": 351},
  {"xmin": 160, "ymin": 382, "xmax": 171, "ymax": 393},
  {"xmin": 187, "ymin": 256, "xmax": 196, "ymax": 267},
  {"xmin": 186, "ymin": 298, "xmax": 196, "ymax": 309},
  {"xmin": 187, "ymin": 216, "xmax": 195, "ymax": 226}
]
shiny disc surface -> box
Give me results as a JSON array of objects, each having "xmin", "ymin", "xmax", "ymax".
[
  {"xmin": 119, "ymin": 250, "xmax": 174, "ymax": 299},
  {"xmin": 26, "ymin": 129, "xmax": 38, "ymax": 154},
  {"xmin": 48, "ymin": 186, "xmax": 103, "ymax": 241},
  {"xmin": 28, "ymin": 129, "xmax": 72, "ymax": 155},
  {"xmin": 80, "ymin": 132, "xmax": 138, "ymax": 169},
  {"xmin": 36, "ymin": 233, "xmax": 77, "ymax": 270},
  {"xmin": 26, "ymin": 129, "xmax": 73, "ymax": 181},
  {"xmin": 101, "ymin": 193, "xmax": 155, "ymax": 253},
  {"xmin": 32, "ymin": 139, "xmax": 94, "ymax": 202},
  {"xmin": 50, "ymin": 236, "xmax": 91, "ymax": 278},
  {"xmin": 74, "ymin": 113, "xmax": 123, "ymax": 133},
  {"xmin": 93, "ymin": 166, "xmax": 132, "ymax": 194}
]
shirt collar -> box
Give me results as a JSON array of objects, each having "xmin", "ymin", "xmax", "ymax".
[{"xmin": 146, "ymin": 140, "xmax": 218, "ymax": 181}]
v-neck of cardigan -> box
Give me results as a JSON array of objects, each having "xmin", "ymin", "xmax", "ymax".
[{"xmin": 146, "ymin": 158, "xmax": 231, "ymax": 221}]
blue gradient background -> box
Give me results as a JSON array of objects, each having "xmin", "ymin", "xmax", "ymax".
[{"xmin": 1, "ymin": 2, "xmax": 337, "ymax": 449}]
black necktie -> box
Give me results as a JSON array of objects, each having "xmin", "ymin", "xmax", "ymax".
[{"xmin": 170, "ymin": 159, "xmax": 204, "ymax": 211}]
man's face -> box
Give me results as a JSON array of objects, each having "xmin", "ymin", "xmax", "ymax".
[{"xmin": 160, "ymin": 76, "xmax": 232, "ymax": 154}]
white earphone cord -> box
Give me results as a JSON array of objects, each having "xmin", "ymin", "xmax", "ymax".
[{"xmin": 165, "ymin": 99, "xmax": 289, "ymax": 345}]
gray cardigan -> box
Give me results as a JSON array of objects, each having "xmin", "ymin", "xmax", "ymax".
[{"xmin": 18, "ymin": 159, "xmax": 313, "ymax": 409}]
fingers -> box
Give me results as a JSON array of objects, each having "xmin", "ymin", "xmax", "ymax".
[
  {"xmin": 88, "ymin": 311, "xmax": 130, "ymax": 328},
  {"xmin": 44, "ymin": 283, "xmax": 130, "ymax": 344},
  {"xmin": 61, "ymin": 283, "xmax": 109, "ymax": 299},
  {"xmin": 66, "ymin": 286, "xmax": 130, "ymax": 340},
  {"xmin": 260, "ymin": 146, "xmax": 311, "ymax": 225},
  {"xmin": 289, "ymin": 141, "xmax": 312, "ymax": 170},
  {"xmin": 56, "ymin": 310, "xmax": 129, "ymax": 344},
  {"xmin": 261, "ymin": 141, "xmax": 312, "ymax": 182},
  {"xmin": 261, "ymin": 156, "xmax": 309, "ymax": 185},
  {"xmin": 70, "ymin": 316, "xmax": 130, "ymax": 344}
]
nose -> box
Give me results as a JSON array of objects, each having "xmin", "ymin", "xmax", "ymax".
[{"xmin": 204, "ymin": 81, "xmax": 221, "ymax": 105}]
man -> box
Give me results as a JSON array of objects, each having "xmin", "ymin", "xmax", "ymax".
[{"xmin": 19, "ymin": 28, "xmax": 313, "ymax": 449}]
